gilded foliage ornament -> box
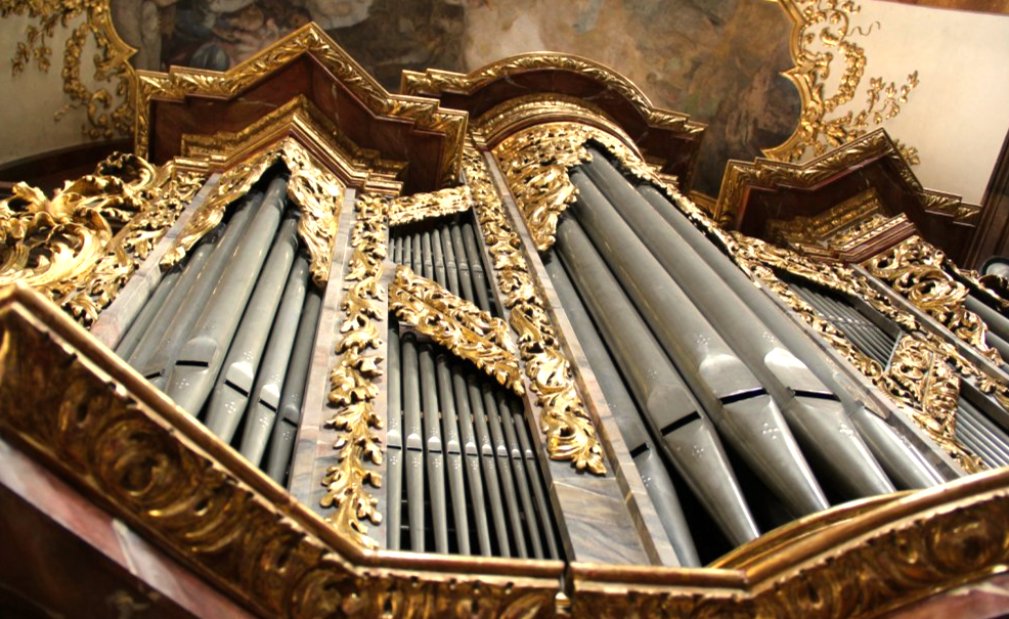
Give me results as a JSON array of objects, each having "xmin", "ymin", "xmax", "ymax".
[
  {"xmin": 322, "ymin": 193, "xmax": 387, "ymax": 548},
  {"xmin": 388, "ymin": 185, "xmax": 472, "ymax": 227},
  {"xmin": 391, "ymin": 264, "xmax": 523, "ymax": 395},
  {"xmin": 0, "ymin": 152, "xmax": 203, "ymax": 325},
  {"xmin": 0, "ymin": 0, "xmax": 132, "ymax": 139},
  {"xmin": 161, "ymin": 138, "xmax": 342, "ymax": 286},
  {"xmin": 465, "ymin": 141, "xmax": 605, "ymax": 475}
]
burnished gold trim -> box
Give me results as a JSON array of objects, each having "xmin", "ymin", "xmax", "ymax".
[
  {"xmin": 388, "ymin": 185, "xmax": 472, "ymax": 227},
  {"xmin": 465, "ymin": 141, "xmax": 605, "ymax": 475},
  {"xmin": 134, "ymin": 23, "xmax": 466, "ymax": 188},
  {"xmin": 767, "ymin": 0, "xmax": 921, "ymax": 164},
  {"xmin": 390, "ymin": 265, "xmax": 523, "ymax": 395},
  {"xmin": 160, "ymin": 138, "xmax": 343, "ymax": 286},
  {"xmin": 321, "ymin": 193, "xmax": 388, "ymax": 549},
  {"xmin": 493, "ymin": 122, "xmax": 658, "ymax": 252},
  {"xmin": 866, "ymin": 236, "xmax": 1004, "ymax": 365},
  {"xmin": 402, "ymin": 52, "xmax": 703, "ymax": 137},
  {"xmin": 0, "ymin": 282, "xmax": 563, "ymax": 617},
  {"xmin": 0, "ymin": 153, "xmax": 204, "ymax": 325},
  {"xmin": 716, "ymin": 129, "xmax": 971, "ymax": 227},
  {"xmin": 0, "ymin": 0, "xmax": 134, "ymax": 140}
]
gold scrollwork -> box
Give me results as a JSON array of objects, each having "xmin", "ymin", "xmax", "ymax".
[
  {"xmin": 321, "ymin": 193, "xmax": 387, "ymax": 549},
  {"xmin": 160, "ymin": 138, "xmax": 342, "ymax": 286},
  {"xmin": 0, "ymin": 0, "xmax": 133, "ymax": 139},
  {"xmin": 0, "ymin": 152, "xmax": 203, "ymax": 325},
  {"xmin": 769, "ymin": 0, "xmax": 920, "ymax": 164},
  {"xmin": 390, "ymin": 264, "xmax": 523, "ymax": 395},
  {"xmin": 493, "ymin": 122, "xmax": 656, "ymax": 252},
  {"xmin": 465, "ymin": 141, "xmax": 605, "ymax": 475},
  {"xmin": 866, "ymin": 236, "xmax": 1003, "ymax": 365},
  {"xmin": 388, "ymin": 185, "xmax": 472, "ymax": 227}
]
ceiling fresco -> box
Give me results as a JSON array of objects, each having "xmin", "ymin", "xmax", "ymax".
[{"xmin": 110, "ymin": 0, "xmax": 799, "ymax": 195}]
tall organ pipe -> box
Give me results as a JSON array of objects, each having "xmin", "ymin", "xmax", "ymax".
[
  {"xmin": 115, "ymin": 264, "xmax": 181, "ymax": 359},
  {"xmin": 554, "ymin": 216, "xmax": 760, "ymax": 545},
  {"xmin": 544, "ymin": 254, "xmax": 699, "ymax": 565},
  {"xmin": 578, "ymin": 156, "xmax": 893, "ymax": 499},
  {"xmin": 561, "ymin": 180, "xmax": 828, "ymax": 517},
  {"xmin": 165, "ymin": 176, "xmax": 287, "ymax": 415},
  {"xmin": 386, "ymin": 320, "xmax": 404, "ymax": 549},
  {"xmin": 632, "ymin": 183, "xmax": 945, "ymax": 489},
  {"xmin": 435, "ymin": 353, "xmax": 471, "ymax": 554},
  {"xmin": 401, "ymin": 333, "xmax": 426, "ymax": 551},
  {"xmin": 419, "ymin": 343, "xmax": 450, "ymax": 553},
  {"xmin": 451, "ymin": 363, "xmax": 494, "ymax": 555},
  {"xmin": 466, "ymin": 372, "xmax": 512, "ymax": 555}
]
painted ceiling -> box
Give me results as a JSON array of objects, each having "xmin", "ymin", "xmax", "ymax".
[{"xmin": 110, "ymin": 0, "xmax": 799, "ymax": 195}]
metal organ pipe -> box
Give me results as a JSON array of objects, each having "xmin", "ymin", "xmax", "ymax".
[
  {"xmin": 632, "ymin": 182, "xmax": 945, "ymax": 489},
  {"xmin": 563, "ymin": 173, "xmax": 828, "ymax": 517}
]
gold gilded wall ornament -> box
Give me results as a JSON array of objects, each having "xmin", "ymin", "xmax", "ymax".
[
  {"xmin": 0, "ymin": 0, "xmax": 132, "ymax": 139},
  {"xmin": 321, "ymin": 193, "xmax": 388, "ymax": 549},
  {"xmin": 391, "ymin": 265, "xmax": 523, "ymax": 395},
  {"xmin": 867, "ymin": 236, "xmax": 1004, "ymax": 365},
  {"xmin": 768, "ymin": 0, "xmax": 920, "ymax": 164},
  {"xmin": 388, "ymin": 185, "xmax": 473, "ymax": 227},
  {"xmin": 0, "ymin": 152, "xmax": 203, "ymax": 325},
  {"xmin": 465, "ymin": 141, "xmax": 605, "ymax": 475},
  {"xmin": 160, "ymin": 138, "xmax": 342, "ymax": 286}
]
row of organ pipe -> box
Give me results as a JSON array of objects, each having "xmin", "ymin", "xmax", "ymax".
[
  {"xmin": 387, "ymin": 214, "xmax": 561, "ymax": 558},
  {"xmin": 115, "ymin": 169, "xmax": 321, "ymax": 485},
  {"xmin": 544, "ymin": 147, "xmax": 952, "ymax": 564}
]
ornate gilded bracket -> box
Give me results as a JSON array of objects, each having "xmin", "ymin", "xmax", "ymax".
[
  {"xmin": 866, "ymin": 236, "xmax": 1004, "ymax": 366},
  {"xmin": 493, "ymin": 122, "xmax": 657, "ymax": 252},
  {"xmin": 160, "ymin": 138, "xmax": 342, "ymax": 286},
  {"xmin": 0, "ymin": 153, "xmax": 204, "ymax": 325},
  {"xmin": 390, "ymin": 265, "xmax": 523, "ymax": 395},
  {"xmin": 321, "ymin": 193, "xmax": 388, "ymax": 549},
  {"xmin": 388, "ymin": 185, "xmax": 472, "ymax": 227},
  {"xmin": 465, "ymin": 141, "xmax": 605, "ymax": 475}
]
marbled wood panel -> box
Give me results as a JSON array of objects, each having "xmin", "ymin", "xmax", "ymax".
[
  {"xmin": 119, "ymin": 0, "xmax": 797, "ymax": 195},
  {"xmin": 880, "ymin": 572, "xmax": 1009, "ymax": 618},
  {"xmin": 0, "ymin": 436, "xmax": 255, "ymax": 618}
]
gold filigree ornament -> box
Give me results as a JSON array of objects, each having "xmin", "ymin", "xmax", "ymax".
[
  {"xmin": 0, "ymin": 0, "xmax": 133, "ymax": 139},
  {"xmin": 160, "ymin": 138, "xmax": 342, "ymax": 286},
  {"xmin": 465, "ymin": 141, "xmax": 605, "ymax": 475},
  {"xmin": 321, "ymin": 193, "xmax": 388, "ymax": 548},
  {"xmin": 769, "ymin": 0, "xmax": 920, "ymax": 164},
  {"xmin": 388, "ymin": 185, "xmax": 472, "ymax": 227},
  {"xmin": 867, "ymin": 236, "xmax": 1004, "ymax": 365},
  {"xmin": 0, "ymin": 152, "xmax": 203, "ymax": 325},
  {"xmin": 391, "ymin": 265, "xmax": 522, "ymax": 394}
]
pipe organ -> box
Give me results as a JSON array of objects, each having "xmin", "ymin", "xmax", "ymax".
[{"xmin": 4, "ymin": 24, "xmax": 1009, "ymax": 618}]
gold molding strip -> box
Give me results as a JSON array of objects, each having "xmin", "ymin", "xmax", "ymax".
[
  {"xmin": 464, "ymin": 141, "xmax": 605, "ymax": 475},
  {"xmin": 160, "ymin": 138, "xmax": 342, "ymax": 286},
  {"xmin": 390, "ymin": 265, "xmax": 523, "ymax": 395},
  {"xmin": 134, "ymin": 23, "xmax": 467, "ymax": 188},
  {"xmin": 388, "ymin": 185, "xmax": 472, "ymax": 227},
  {"xmin": 0, "ymin": 0, "xmax": 133, "ymax": 140},
  {"xmin": 0, "ymin": 153, "xmax": 204, "ymax": 325},
  {"xmin": 866, "ymin": 236, "xmax": 1004, "ymax": 365},
  {"xmin": 321, "ymin": 193, "xmax": 388, "ymax": 549}
]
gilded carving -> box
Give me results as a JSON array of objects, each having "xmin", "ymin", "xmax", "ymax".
[
  {"xmin": 321, "ymin": 193, "xmax": 388, "ymax": 549},
  {"xmin": 135, "ymin": 23, "xmax": 467, "ymax": 188},
  {"xmin": 390, "ymin": 265, "xmax": 523, "ymax": 395},
  {"xmin": 388, "ymin": 185, "xmax": 472, "ymax": 227},
  {"xmin": 465, "ymin": 141, "xmax": 605, "ymax": 475},
  {"xmin": 866, "ymin": 236, "xmax": 1004, "ymax": 365},
  {"xmin": 493, "ymin": 122, "xmax": 657, "ymax": 252},
  {"xmin": 160, "ymin": 138, "xmax": 342, "ymax": 286},
  {"xmin": 0, "ymin": 0, "xmax": 132, "ymax": 139},
  {"xmin": 768, "ymin": 0, "xmax": 920, "ymax": 164},
  {"xmin": 0, "ymin": 283, "xmax": 560, "ymax": 618},
  {"xmin": 0, "ymin": 152, "xmax": 203, "ymax": 325}
]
